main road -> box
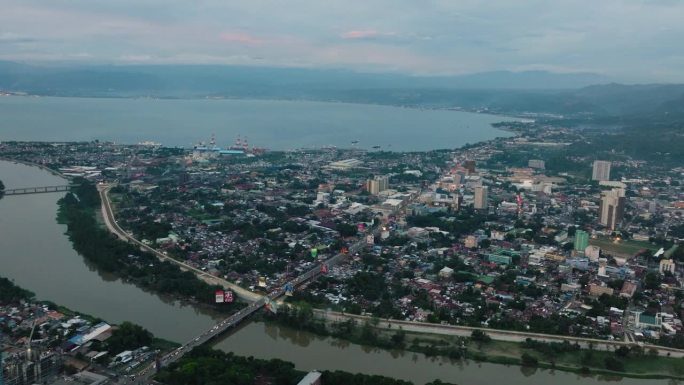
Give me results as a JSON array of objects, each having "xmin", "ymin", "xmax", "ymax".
[
  {"xmin": 99, "ymin": 181, "xmax": 684, "ymax": 382},
  {"xmin": 316, "ymin": 310, "xmax": 684, "ymax": 358},
  {"xmin": 98, "ymin": 183, "xmax": 262, "ymax": 302},
  {"xmin": 117, "ymin": 219, "xmax": 365, "ymax": 385}
]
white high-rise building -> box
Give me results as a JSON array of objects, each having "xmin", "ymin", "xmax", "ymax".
[{"xmin": 592, "ymin": 160, "xmax": 611, "ymax": 181}]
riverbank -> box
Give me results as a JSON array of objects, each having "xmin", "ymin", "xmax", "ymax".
[
  {"xmin": 0, "ymin": 155, "xmax": 68, "ymax": 179},
  {"xmin": 56, "ymin": 180, "xmax": 245, "ymax": 313},
  {"xmin": 268, "ymin": 304, "xmax": 684, "ymax": 380},
  {"xmin": 100, "ymin": 184, "xmax": 262, "ymax": 302},
  {"xmin": 0, "ymin": 275, "xmax": 180, "ymax": 380}
]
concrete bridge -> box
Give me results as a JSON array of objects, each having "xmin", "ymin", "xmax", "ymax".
[
  {"xmin": 118, "ymin": 233, "xmax": 364, "ymax": 384},
  {"xmin": 2, "ymin": 185, "xmax": 74, "ymax": 196}
]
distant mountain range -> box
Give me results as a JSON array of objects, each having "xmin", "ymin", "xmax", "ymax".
[{"xmin": 1, "ymin": 61, "xmax": 683, "ymax": 120}]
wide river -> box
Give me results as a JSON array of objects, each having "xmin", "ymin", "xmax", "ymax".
[
  {"xmin": 0, "ymin": 161, "xmax": 674, "ymax": 385},
  {"xmin": 0, "ymin": 96, "xmax": 513, "ymax": 151}
]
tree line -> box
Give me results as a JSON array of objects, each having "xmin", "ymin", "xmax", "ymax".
[
  {"xmin": 156, "ymin": 345, "xmax": 454, "ymax": 385},
  {"xmin": 0, "ymin": 276, "xmax": 34, "ymax": 304},
  {"xmin": 58, "ymin": 180, "xmax": 242, "ymax": 310}
]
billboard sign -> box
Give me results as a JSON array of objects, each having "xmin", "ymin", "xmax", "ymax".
[
  {"xmin": 285, "ymin": 283, "xmax": 294, "ymax": 296},
  {"xmin": 224, "ymin": 290, "xmax": 234, "ymax": 303},
  {"xmin": 320, "ymin": 264, "xmax": 328, "ymax": 274},
  {"xmin": 258, "ymin": 276, "xmax": 267, "ymax": 287},
  {"xmin": 215, "ymin": 290, "xmax": 225, "ymax": 303}
]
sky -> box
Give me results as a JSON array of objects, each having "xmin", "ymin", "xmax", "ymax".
[{"xmin": 1, "ymin": 0, "xmax": 683, "ymax": 82}]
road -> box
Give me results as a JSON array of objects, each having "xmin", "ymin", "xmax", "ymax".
[
  {"xmin": 315, "ymin": 310, "xmax": 684, "ymax": 358},
  {"xmin": 118, "ymin": 235, "xmax": 363, "ymax": 384},
  {"xmin": 98, "ymin": 184, "xmax": 262, "ymax": 302}
]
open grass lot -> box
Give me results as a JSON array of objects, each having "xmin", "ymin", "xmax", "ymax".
[
  {"xmin": 590, "ymin": 237, "xmax": 659, "ymax": 257},
  {"xmin": 470, "ymin": 339, "xmax": 684, "ymax": 378},
  {"xmin": 393, "ymin": 330, "xmax": 684, "ymax": 378}
]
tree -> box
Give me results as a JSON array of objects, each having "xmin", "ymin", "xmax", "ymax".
[
  {"xmin": 604, "ymin": 356, "xmax": 625, "ymax": 372},
  {"xmin": 471, "ymin": 329, "xmax": 491, "ymax": 343},
  {"xmin": 390, "ymin": 329, "xmax": 406, "ymax": 347},
  {"xmin": 336, "ymin": 223, "xmax": 358, "ymax": 237},
  {"xmin": 644, "ymin": 271, "xmax": 661, "ymax": 290},
  {"xmin": 106, "ymin": 322, "xmax": 153, "ymax": 354},
  {"xmin": 521, "ymin": 353, "xmax": 539, "ymax": 367},
  {"xmin": 614, "ymin": 346, "xmax": 630, "ymax": 357}
]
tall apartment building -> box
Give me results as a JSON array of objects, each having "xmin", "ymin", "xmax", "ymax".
[
  {"xmin": 473, "ymin": 186, "xmax": 488, "ymax": 209},
  {"xmin": 574, "ymin": 230, "xmax": 589, "ymax": 252},
  {"xmin": 592, "ymin": 160, "xmax": 612, "ymax": 181},
  {"xmin": 660, "ymin": 259, "xmax": 676, "ymax": 274},
  {"xmin": 366, "ymin": 175, "xmax": 389, "ymax": 195},
  {"xmin": 599, "ymin": 188, "xmax": 625, "ymax": 230}
]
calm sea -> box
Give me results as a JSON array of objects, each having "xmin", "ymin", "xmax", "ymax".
[{"xmin": 0, "ymin": 96, "xmax": 513, "ymax": 151}]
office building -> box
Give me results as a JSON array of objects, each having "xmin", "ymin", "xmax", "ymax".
[
  {"xmin": 366, "ymin": 175, "xmax": 389, "ymax": 195},
  {"xmin": 599, "ymin": 188, "xmax": 625, "ymax": 230},
  {"xmin": 528, "ymin": 159, "xmax": 545, "ymax": 169},
  {"xmin": 473, "ymin": 186, "xmax": 488, "ymax": 209},
  {"xmin": 574, "ymin": 230, "xmax": 589, "ymax": 252},
  {"xmin": 660, "ymin": 259, "xmax": 676, "ymax": 274},
  {"xmin": 592, "ymin": 160, "xmax": 611, "ymax": 181}
]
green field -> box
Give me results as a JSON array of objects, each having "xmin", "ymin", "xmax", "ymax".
[
  {"xmin": 380, "ymin": 328, "xmax": 684, "ymax": 379},
  {"xmin": 468, "ymin": 339, "xmax": 684, "ymax": 378},
  {"xmin": 590, "ymin": 237, "xmax": 658, "ymax": 257}
]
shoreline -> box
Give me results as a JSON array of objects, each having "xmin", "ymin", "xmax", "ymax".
[
  {"xmin": 0, "ymin": 156, "xmax": 69, "ymax": 180},
  {"xmin": 267, "ymin": 310, "xmax": 684, "ymax": 381}
]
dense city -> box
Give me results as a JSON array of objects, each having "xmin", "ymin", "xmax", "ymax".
[{"xmin": 2, "ymin": 118, "xmax": 684, "ymax": 383}]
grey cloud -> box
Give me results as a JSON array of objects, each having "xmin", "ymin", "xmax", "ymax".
[{"xmin": 1, "ymin": 0, "xmax": 683, "ymax": 81}]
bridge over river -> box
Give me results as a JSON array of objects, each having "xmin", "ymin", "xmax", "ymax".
[
  {"xmin": 118, "ymin": 235, "xmax": 362, "ymax": 384},
  {"xmin": 96, "ymin": 183, "xmax": 366, "ymax": 384},
  {"xmin": 2, "ymin": 184, "xmax": 75, "ymax": 196}
]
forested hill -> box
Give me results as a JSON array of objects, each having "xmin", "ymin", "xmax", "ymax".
[{"xmin": 1, "ymin": 61, "xmax": 683, "ymax": 123}]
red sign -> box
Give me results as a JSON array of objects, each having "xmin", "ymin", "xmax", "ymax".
[
  {"xmin": 320, "ymin": 264, "xmax": 328, "ymax": 274},
  {"xmin": 224, "ymin": 290, "xmax": 234, "ymax": 303}
]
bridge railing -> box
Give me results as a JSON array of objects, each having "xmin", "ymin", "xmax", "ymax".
[{"xmin": 2, "ymin": 185, "xmax": 74, "ymax": 196}]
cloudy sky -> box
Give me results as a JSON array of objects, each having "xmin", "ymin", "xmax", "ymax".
[{"xmin": 1, "ymin": 0, "xmax": 683, "ymax": 81}]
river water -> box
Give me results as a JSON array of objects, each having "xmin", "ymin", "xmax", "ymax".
[{"xmin": 0, "ymin": 161, "xmax": 675, "ymax": 385}]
